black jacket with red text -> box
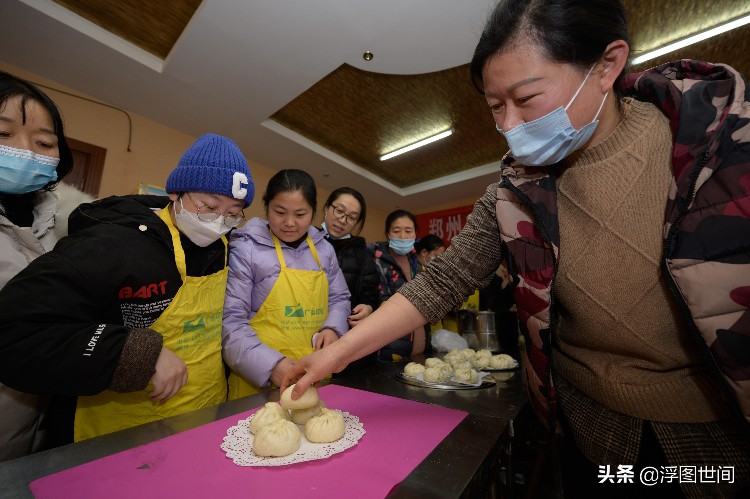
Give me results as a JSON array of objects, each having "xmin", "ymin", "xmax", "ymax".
[{"xmin": 0, "ymin": 195, "xmax": 226, "ymax": 444}]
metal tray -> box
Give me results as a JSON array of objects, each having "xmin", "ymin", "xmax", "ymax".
[
  {"xmin": 395, "ymin": 372, "xmax": 496, "ymax": 390},
  {"xmin": 481, "ymin": 360, "xmax": 520, "ymax": 372}
]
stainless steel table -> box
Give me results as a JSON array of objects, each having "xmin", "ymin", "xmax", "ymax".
[{"xmin": 0, "ymin": 355, "xmax": 528, "ymax": 498}]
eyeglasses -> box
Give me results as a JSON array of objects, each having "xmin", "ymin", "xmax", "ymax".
[
  {"xmin": 184, "ymin": 193, "xmax": 245, "ymax": 227},
  {"xmin": 330, "ymin": 204, "xmax": 360, "ymax": 224}
]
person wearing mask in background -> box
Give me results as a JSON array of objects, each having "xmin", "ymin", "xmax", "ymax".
[
  {"xmin": 0, "ymin": 70, "xmax": 94, "ymax": 461},
  {"xmin": 0, "ymin": 133, "xmax": 254, "ymax": 447},
  {"xmin": 222, "ymin": 169, "xmax": 350, "ymax": 399},
  {"xmin": 414, "ymin": 234, "xmax": 445, "ymax": 271},
  {"xmin": 320, "ymin": 187, "xmax": 379, "ymax": 372},
  {"xmin": 416, "ymin": 234, "xmax": 479, "ymax": 337},
  {"xmin": 284, "ymin": 1, "xmax": 750, "ymax": 497},
  {"xmin": 369, "ymin": 209, "xmax": 429, "ymax": 360}
]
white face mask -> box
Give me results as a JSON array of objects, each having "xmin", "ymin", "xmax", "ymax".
[
  {"xmin": 173, "ymin": 198, "xmax": 231, "ymax": 247},
  {"xmin": 321, "ymin": 222, "xmax": 351, "ymax": 240}
]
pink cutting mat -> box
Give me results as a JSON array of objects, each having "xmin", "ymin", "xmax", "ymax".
[{"xmin": 30, "ymin": 385, "xmax": 467, "ymax": 498}]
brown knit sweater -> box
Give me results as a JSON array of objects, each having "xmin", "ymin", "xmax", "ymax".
[
  {"xmin": 401, "ymin": 99, "xmax": 734, "ymax": 423},
  {"xmin": 553, "ymin": 98, "xmax": 732, "ymax": 423}
]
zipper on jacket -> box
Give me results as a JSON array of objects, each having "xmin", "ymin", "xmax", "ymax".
[{"xmin": 662, "ymin": 142, "xmax": 744, "ymax": 419}]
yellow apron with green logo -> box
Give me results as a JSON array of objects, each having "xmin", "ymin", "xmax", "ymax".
[
  {"xmin": 228, "ymin": 233, "xmax": 328, "ymax": 400},
  {"xmin": 74, "ymin": 207, "xmax": 228, "ymax": 441},
  {"xmin": 434, "ymin": 289, "xmax": 480, "ymax": 332}
]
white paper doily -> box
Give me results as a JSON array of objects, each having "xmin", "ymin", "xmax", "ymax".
[{"xmin": 221, "ymin": 410, "xmax": 365, "ymax": 467}]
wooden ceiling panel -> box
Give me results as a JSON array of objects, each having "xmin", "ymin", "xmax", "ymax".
[
  {"xmin": 53, "ymin": 0, "xmax": 202, "ymax": 59},
  {"xmin": 50, "ymin": 0, "xmax": 750, "ymax": 190},
  {"xmin": 272, "ymin": 64, "xmax": 503, "ymax": 188},
  {"xmin": 273, "ymin": 1, "xmax": 749, "ymax": 189}
]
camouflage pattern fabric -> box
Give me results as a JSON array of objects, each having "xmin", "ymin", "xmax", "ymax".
[{"xmin": 495, "ymin": 60, "xmax": 750, "ymax": 429}]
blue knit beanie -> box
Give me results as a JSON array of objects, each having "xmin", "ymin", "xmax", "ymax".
[{"xmin": 165, "ymin": 134, "xmax": 255, "ymax": 207}]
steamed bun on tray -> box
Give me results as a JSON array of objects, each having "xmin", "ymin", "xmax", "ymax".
[
  {"xmin": 249, "ymin": 401, "xmax": 291, "ymax": 435},
  {"xmin": 290, "ymin": 400, "xmax": 326, "ymax": 425},
  {"xmin": 248, "ymin": 385, "xmax": 350, "ymax": 459},
  {"xmin": 280, "ymin": 383, "xmax": 319, "ymax": 410},
  {"xmin": 490, "ymin": 353, "xmax": 517, "ymax": 369},
  {"xmin": 304, "ymin": 408, "xmax": 346, "ymax": 443},
  {"xmin": 252, "ymin": 419, "xmax": 301, "ymax": 457}
]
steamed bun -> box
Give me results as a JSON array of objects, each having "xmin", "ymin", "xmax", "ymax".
[
  {"xmin": 443, "ymin": 349, "xmax": 464, "ymax": 364},
  {"xmin": 425, "ymin": 357, "xmax": 446, "ymax": 368},
  {"xmin": 423, "ymin": 366, "xmax": 449, "ymax": 383},
  {"xmin": 470, "ymin": 353, "xmax": 490, "ymax": 370},
  {"xmin": 249, "ymin": 401, "xmax": 291, "ymax": 435},
  {"xmin": 290, "ymin": 400, "xmax": 326, "ymax": 425},
  {"xmin": 450, "ymin": 360, "xmax": 472, "ymax": 371},
  {"xmin": 490, "ymin": 354, "xmax": 516, "ymax": 369},
  {"xmin": 304, "ymin": 408, "xmax": 346, "ymax": 443},
  {"xmin": 461, "ymin": 348, "xmax": 476, "ymax": 360},
  {"xmin": 252, "ymin": 419, "xmax": 301, "ymax": 457},
  {"xmin": 454, "ymin": 367, "xmax": 479, "ymax": 384},
  {"xmin": 280, "ymin": 383, "xmax": 319, "ymax": 410},
  {"xmin": 403, "ymin": 362, "xmax": 426, "ymax": 377}
]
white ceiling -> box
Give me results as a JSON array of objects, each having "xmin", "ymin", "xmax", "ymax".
[{"xmin": 2, "ymin": 0, "xmax": 502, "ymax": 212}]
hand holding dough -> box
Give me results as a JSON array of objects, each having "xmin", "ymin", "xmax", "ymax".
[{"xmin": 280, "ymin": 383, "xmax": 320, "ymax": 410}]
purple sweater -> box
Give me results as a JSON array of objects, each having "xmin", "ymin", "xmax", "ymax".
[{"xmin": 222, "ymin": 218, "xmax": 351, "ymax": 387}]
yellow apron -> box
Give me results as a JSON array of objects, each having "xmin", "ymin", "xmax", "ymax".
[
  {"xmin": 228, "ymin": 233, "xmax": 328, "ymax": 400},
  {"xmin": 74, "ymin": 207, "xmax": 228, "ymax": 441},
  {"xmin": 435, "ymin": 289, "xmax": 480, "ymax": 332}
]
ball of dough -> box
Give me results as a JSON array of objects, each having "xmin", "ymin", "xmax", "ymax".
[
  {"xmin": 252, "ymin": 419, "xmax": 301, "ymax": 457},
  {"xmin": 290, "ymin": 400, "xmax": 326, "ymax": 425},
  {"xmin": 490, "ymin": 354, "xmax": 516, "ymax": 369},
  {"xmin": 424, "ymin": 357, "xmax": 446, "ymax": 368},
  {"xmin": 249, "ymin": 401, "xmax": 291, "ymax": 435},
  {"xmin": 403, "ymin": 362, "xmax": 426, "ymax": 377},
  {"xmin": 438, "ymin": 363, "xmax": 454, "ymax": 378},
  {"xmin": 461, "ymin": 348, "xmax": 476, "ymax": 360},
  {"xmin": 304, "ymin": 408, "xmax": 346, "ymax": 443},
  {"xmin": 443, "ymin": 350, "xmax": 464, "ymax": 364},
  {"xmin": 476, "ymin": 349, "xmax": 493, "ymax": 358},
  {"xmin": 423, "ymin": 366, "xmax": 449, "ymax": 383},
  {"xmin": 454, "ymin": 367, "xmax": 479, "ymax": 384},
  {"xmin": 450, "ymin": 360, "xmax": 472, "ymax": 371},
  {"xmin": 280, "ymin": 383, "xmax": 319, "ymax": 410},
  {"xmin": 470, "ymin": 353, "xmax": 490, "ymax": 370}
]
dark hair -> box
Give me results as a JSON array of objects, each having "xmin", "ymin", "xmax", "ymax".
[
  {"xmin": 415, "ymin": 234, "xmax": 445, "ymax": 254},
  {"xmin": 385, "ymin": 209, "xmax": 417, "ymax": 235},
  {"xmin": 323, "ymin": 186, "xmax": 367, "ymax": 236},
  {"xmin": 0, "ymin": 70, "xmax": 73, "ymax": 187},
  {"xmin": 262, "ymin": 169, "xmax": 317, "ymax": 213},
  {"xmin": 470, "ymin": 0, "xmax": 630, "ymax": 94}
]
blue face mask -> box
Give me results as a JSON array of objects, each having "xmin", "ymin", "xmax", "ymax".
[
  {"xmin": 496, "ymin": 65, "xmax": 608, "ymax": 166},
  {"xmin": 389, "ymin": 237, "xmax": 415, "ymax": 255},
  {"xmin": 0, "ymin": 145, "xmax": 59, "ymax": 194}
]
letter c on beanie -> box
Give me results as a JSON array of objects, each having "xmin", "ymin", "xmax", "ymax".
[{"xmin": 165, "ymin": 133, "xmax": 255, "ymax": 207}]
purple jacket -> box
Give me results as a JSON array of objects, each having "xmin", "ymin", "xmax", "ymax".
[{"xmin": 222, "ymin": 218, "xmax": 351, "ymax": 388}]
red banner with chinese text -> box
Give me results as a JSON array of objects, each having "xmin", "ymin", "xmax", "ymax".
[{"xmin": 415, "ymin": 205, "xmax": 474, "ymax": 247}]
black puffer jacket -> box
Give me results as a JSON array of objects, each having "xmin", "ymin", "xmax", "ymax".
[
  {"xmin": 324, "ymin": 235, "xmax": 379, "ymax": 311},
  {"xmin": 0, "ymin": 195, "xmax": 227, "ymax": 446},
  {"xmin": 325, "ymin": 234, "xmax": 380, "ymax": 372}
]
